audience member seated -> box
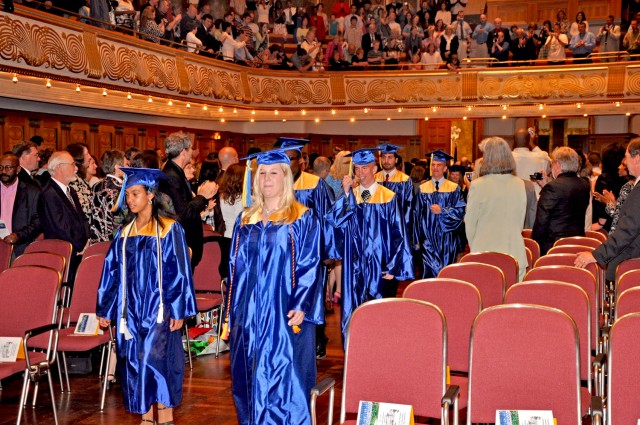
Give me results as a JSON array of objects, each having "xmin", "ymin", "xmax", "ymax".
[
  {"xmin": 291, "ymin": 46, "xmax": 314, "ymax": 71},
  {"xmin": 350, "ymin": 47, "xmax": 368, "ymax": 70},
  {"xmin": 328, "ymin": 48, "xmax": 350, "ymax": 70},
  {"xmin": 367, "ymin": 39, "xmax": 385, "ymax": 66},
  {"xmin": 445, "ymin": 51, "xmax": 460, "ymax": 70}
]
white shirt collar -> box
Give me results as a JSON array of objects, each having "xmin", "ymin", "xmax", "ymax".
[
  {"xmin": 107, "ymin": 174, "xmax": 123, "ymax": 183},
  {"xmin": 359, "ymin": 180, "xmax": 378, "ymax": 195},
  {"xmin": 384, "ymin": 169, "xmax": 397, "ymax": 179},
  {"xmin": 51, "ymin": 177, "xmax": 69, "ymax": 193}
]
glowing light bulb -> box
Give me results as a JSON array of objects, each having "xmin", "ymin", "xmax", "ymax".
[
  {"xmin": 46, "ymin": 79, "xmax": 51, "ymax": 88},
  {"xmin": 168, "ymin": 100, "xmax": 173, "ymax": 106},
  {"xmin": 12, "ymin": 73, "xmax": 18, "ymax": 83},
  {"xmin": 203, "ymin": 105, "xmax": 208, "ymax": 111},
  {"xmin": 148, "ymin": 96, "xmax": 153, "ymax": 103},
  {"xmin": 186, "ymin": 103, "xmax": 191, "ymax": 108}
]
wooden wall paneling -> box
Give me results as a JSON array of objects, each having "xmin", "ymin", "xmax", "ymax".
[
  {"xmin": 98, "ymin": 125, "xmax": 114, "ymax": 158},
  {"xmin": 6, "ymin": 121, "xmax": 25, "ymax": 152},
  {"xmin": 124, "ymin": 131, "xmax": 136, "ymax": 151},
  {"xmin": 418, "ymin": 119, "xmax": 452, "ymax": 158}
]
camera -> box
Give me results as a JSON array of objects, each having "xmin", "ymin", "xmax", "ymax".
[
  {"xmin": 530, "ymin": 172, "xmax": 543, "ymax": 181},
  {"xmin": 465, "ymin": 172, "xmax": 473, "ymax": 181}
]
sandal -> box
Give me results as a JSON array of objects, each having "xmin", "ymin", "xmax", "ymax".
[
  {"xmin": 106, "ymin": 374, "xmax": 116, "ymax": 389},
  {"xmin": 140, "ymin": 420, "xmax": 155, "ymax": 425},
  {"xmin": 332, "ymin": 291, "xmax": 341, "ymax": 305},
  {"xmin": 157, "ymin": 406, "xmax": 174, "ymax": 425}
]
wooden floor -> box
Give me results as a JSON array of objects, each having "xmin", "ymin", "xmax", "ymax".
[{"xmin": 0, "ymin": 305, "xmax": 345, "ymax": 425}]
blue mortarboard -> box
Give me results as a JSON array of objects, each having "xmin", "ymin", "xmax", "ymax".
[
  {"xmin": 240, "ymin": 147, "xmax": 302, "ymax": 207},
  {"xmin": 377, "ymin": 143, "xmax": 404, "ymax": 154},
  {"xmin": 113, "ymin": 167, "xmax": 166, "ymax": 212},
  {"xmin": 449, "ymin": 164, "xmax": 466, "ymax": 173},
  {"xmin": 428, "ymin": 150, "xmax": 454, "ymax": 163},
  {"xmin": 273, "ymin": 137, "xmax": 310, "ymax": 149},
  {"xmin": 348, "ymin": 148, "xmax": 381, "ymax": 166}
]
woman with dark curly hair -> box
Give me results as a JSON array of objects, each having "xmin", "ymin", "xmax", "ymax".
[
  {"xmin": 67, "ymin": 143, "xmax": 96, "ymax": 230},
  {"xmin": 592, "ymin": 143, "xmax": 627, "ymax": 232}
]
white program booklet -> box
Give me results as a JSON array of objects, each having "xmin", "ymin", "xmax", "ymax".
[
  {"xmin": 496, "ymin": 410, "xmax": 555, "ymax": 425},
  {"xmin": 0, "ymin": 337, "xmax": 24, "ymax": 362},
  {"xmin": 74, "ymin": 313, "xmax": 102, "ymax": 335},
  {"xmin": 357, "ymin": 401, "xmax": 414, "ymax": 425}
]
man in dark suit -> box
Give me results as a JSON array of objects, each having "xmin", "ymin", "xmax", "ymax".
[
  {"xmin": 11, "ymin": 141, "xmax": 41, "ymax": 188},
  {"xmin": 159, "ymin": 132, "xmax": 217, "ymax": 268},
  {"xmin": 38, "ymin": 151, "xmax": 90, "ymax": 281},
  {"xmin": 362, "ymin": 22, "xmax": 382, "ymax": 58},
  {"xmin": 532, "ymin": 147, "xmax": 591, "ymax": 255},
  {"xmin": 0, "ymin": 154, "xmax": 41, "ymax": 256},
  {"xmin": 577, "ymin": 139, "xmax": 640, "ymax": 281},
  {"xmin": 196, "ymin": 13, "xmax": 221, "ymax": 56}
]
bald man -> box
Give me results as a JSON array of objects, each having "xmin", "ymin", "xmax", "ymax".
[
  {"xmin": 0, "ymin": 154, "xmax": 41, "ymax": 256},
  {"xmin": 312, "ymin": 156, "xmax": 331, "ymax": 180},
  {"xmin": 217, "ymin": 147, "xmax": 239, "ymax": 182}
]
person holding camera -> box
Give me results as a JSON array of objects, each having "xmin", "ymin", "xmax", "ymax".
[
  {"xmin": 596, "ymin": 15, "xmax": 620, "ymax": 62},
  {"xmin": 623, "ymin": 19, "xmax": 640, "ymax": 58}
]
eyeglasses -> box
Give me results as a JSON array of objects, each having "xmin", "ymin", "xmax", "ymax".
[{"xmin": 0, "ymin": 165, "xmax": 17, "ymax": 171}]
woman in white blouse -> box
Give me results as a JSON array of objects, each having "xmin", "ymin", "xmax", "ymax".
[
  {"xmin": 434, "ymin": 2, "xmax": 451, "ymax": 26},
  {"xmin": 421, "ymin": 42, "xmax": 444, "ymax": 69},
  {"xmin": 569, "ymin": 11, "xmax": 588, "ymax": 38}
]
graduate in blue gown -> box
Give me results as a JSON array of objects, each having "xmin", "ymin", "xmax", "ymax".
[
  {"xmin": 225, "ymin": 148, "xmax": 323, "ymax": 425},
  {"xmin": 412, "ymin": 151, "xmax": 466, "ymax": 278},
  {"xmin": 96, "ymin": 168, "xmax": 197, "ymax": 425},
  {"xmin": 326, "ymin": 148, "xmax": 414, "ymax": 343},
  {"xmin": 374, "ymin": 143, "xmax": 414, "ymax": 224}
]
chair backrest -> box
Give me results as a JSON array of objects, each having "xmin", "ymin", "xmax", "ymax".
[
  {"xmin": 24, "ymin": 239, "xmax": 73, "ymax": 282},
  {"xmin": 403, "ymin": 278, "xmax": 481, "ymax": 373},
  {"xmin": 615, "ymin": 258, "xmax": 640, "ymax": 284},
  {"xmin": 438, "ymin": 262, "xmax": 505, "ymax": 308},
  {"xmin": 504, "ymin": 281, "xmax": 591, "ymax": 384},
  {"xmin": 615, "ymin": 287, "xmax": 640, "ymax": 319},
  {"xmin": 607, "ymin": 313, "xmax": 640, "ymax": 425},
  {"xmin": 0, "ymin": 266, "xmax": 61, "ymax": 337},
  {"xmin": 525, "ymin": 265, "xmax": 598, "ymax": 350},
  {"xmin": 617, "ymin": 269, "xmax": 640, "ymax": 298},
  {"xmin": 585, "ymin": 230, "xmax": 607, "ymax": 243},
  {"xmin": 553, "ymin": 236, "xmax": 601, "ymax": 249},
  {"xmin": 83, "ymin": 241, "xmax": 111, "ymax": 259},
  {"xmin": 68, "ymin": 254, "xmax": 106, "ymax": 322},
  {"xmin": 547, "ymin": 244, "xmax": 595, "ymax": 255},
  {"xmin": 0, "ymin": 241, "xmax": 13, "ymax": 273},
  {"xmin": 523, "ymin": 237, "xmax": 540, "ymax": 266},
  {"xmin": 524, "ymin": 247, "xmax": 532, "ymax": 270},
  {"xmin": 467, "ymin": 304, "xmax": 581, "ymax": 425},
  {"xmin": 460, "ymin": 252, "xmax": 519, "ymax": 290},
  {"xmin": 535, "ymin": 253, "xmax": 578, "ymax": 268},
  {"xmin": 193, "ymin": 240, "xmax": 223, "ymax": 292},
  {"xmin": 342, "ymin": 299, "xmax": 447, "ymax": 422},
  {"xmin": 521, "ymin": 229, "xmax": 532, "ymax": 238},
  {"xmin": 12, "ymin": 252, "xmax": 66, "ymax": 277}
]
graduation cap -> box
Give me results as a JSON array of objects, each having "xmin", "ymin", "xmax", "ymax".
[
  {"xmin": 449, "ymin": 164, "xmax": 466, "ymax": 173},
  {"xmin": 113, "ymin": 167, "xmax": 166, "ymax": 212},
  {"xmin": 273, "ymin": 137, "xmax": 310, "ymax": 149},
  {"xmin": 240, "ymin": 147, "xmax": 302, "ymax": 207},
  {"xmin": 376, "ymin": 143, "xmax": 404, "ymax": 155},
  {"xmin": 427, "ymin": 150, "xmax": 454, "ymax": 163},
  {"xmin": 347, "ymin": 147, "xmax": 381, "ymax": 166}
]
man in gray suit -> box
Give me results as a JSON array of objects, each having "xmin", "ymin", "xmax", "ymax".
[{"xmin": 576, "ymin": 138, "xmax": 640, "ymax": 281}]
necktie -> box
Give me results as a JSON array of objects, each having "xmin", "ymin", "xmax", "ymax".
[
  {"xmin": 361, "ymin": 189, "xmax": 371, "ymax": 203},
  {"xmin": 385, "ymin": 174, "xmax": 390, "ymax": 182},
  {"xmin": 66, "ymin": 187, "xmax": 76, "ymax": 209},
  {"xmin": 459, "ymin": 21, "xmax": 463, "ymax": 40},
  {"xmin": 434, "ymin": 180, "xmax": 439, "ymax": 192}
]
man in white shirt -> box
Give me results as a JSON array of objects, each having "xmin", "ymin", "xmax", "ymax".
[
  {"xmin": 344, "ymin": 4, "xmax": 363, "ymax": 31},
  {"xmin": 512, "ymin": 128, "xmax": 550, "ymax": 198},
  {"xmin": 452, "ymin": 10, "xmax": 472, "ymax": 59},
  {"xmin": 388, "ymin": 12, "xmax": 401, "ymax": 36}
]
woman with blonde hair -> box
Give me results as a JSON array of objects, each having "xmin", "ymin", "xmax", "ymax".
[
  {"xmin": 225, "ymin": 148, "xmax": 323, "ymax": 425},
  {"xmin": 465, "ymin": 137, "xmax": 528, "ymax": 280},
  {"xmin": 326, "ymin": 150, "xmax": 351, "ymax": 197}
]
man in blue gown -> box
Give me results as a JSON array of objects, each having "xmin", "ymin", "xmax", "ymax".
[
  {"xmin": 326, "ymin": 148, "xmax": 414, "ymax": 343},
  {"xmin": 412, "ymin": 150, "xmax": 466, "ymax": 278},
  {"xmin": 374, "ymin": 143, "xmax": 414, "ymax": 224},
  {"xmin": 275, "ymin": 137, "xmax": 336, "ymax": 358}
]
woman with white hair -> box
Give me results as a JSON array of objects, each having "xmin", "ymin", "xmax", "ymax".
[
  {"xmin": 225, "ymin": 148, "xmax": 323, "ymax": 425},
  {"xmin": 465, "ymin": 137, "xmax": 528, "ymax": 280}
]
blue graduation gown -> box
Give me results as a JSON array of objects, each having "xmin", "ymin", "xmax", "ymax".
[
  {"xmin": 293, "ymin": 171, "xmax": 337, "ymax": 260},
  {"xmin": 375, "ymin": 170, "xmax": 414, "ymax": 224},
  {"xmin": 412, "ymin": 179, "xmax": 466, "ymax": 278},
  {"xmin": 96, "ymin": 217, "xmax": 197, "ymax": 414},
  {"xmin": 228, "ymin": 203, "xmax": 323, "ymax": 425},
  {"xmin": 326, "ymin": 186, "xmax": 414, "ymax": 341}
]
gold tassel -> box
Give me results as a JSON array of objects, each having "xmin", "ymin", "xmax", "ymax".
[
  {"xmin": 292, "ymin": 325, "xmax": 301, "ymax": 334},
  {"xmin": 221, "ymin": 319, "xmax": 230, "ymax": 340}
]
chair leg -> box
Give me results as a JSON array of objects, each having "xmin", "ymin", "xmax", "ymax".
[
  {"xmin": 98, "ymin": 345, "xmax": 105, "ymax": 379},
  {"xmin": 215, "ymin": 306, "xmax": 222, "ymax": 359},
  {"xmin": 100, "ymin": 341, "xmax": 112, "ymax": 411},
  {"xmin": 32, "ymin": 380, "xmax": 39, "ymax": 407},
  {"xmin": 61, "ymin": 352, "xmax": 71, "ymax": 392},
  {"xmin": 183, "ymin": 323, "xmax": 193, "ymax": 370},
  {"xmin": 47, "ymin": 370, "xmax": 59, "ymax": 425},
  {"xmin": 16, "ymin": 371, "xmax": 30, "ymax": 425},
  {"xmin": 56, "ymin": 353, "xmax": 64, "ymax": 392}
]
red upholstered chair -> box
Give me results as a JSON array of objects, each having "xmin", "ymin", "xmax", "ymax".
[
  {"xmin": 460, "ymin": 251, "xmax": 519, "ymax": 290},
  {"xmin": 615, "ymin": 257, "xmax": 640, "ymax": 283},
  {"xmin": 617, "ymin": 269, "xmax": 640, "ymax": 297},
  {"xmin": 523, "ymin": 237, "xmax": 540, "ymax": 266},
  {"xmin": 521, "ymin": 229, "xmax": 532, "ymax": 238},
  {"xmin": 548, "ymin": 244, "xmax": 595, "ymax": 255},
  {"xmin": 615, "ymin": 287, "xmax": 640, "ymax": 319},
  {"xmin": 24, "ymin": 239, "xmax": 73, "ymax": 283},
  {"xmin": 504, "ymin": 281, "xmax": 595, "ymax": 410},
  {"xmin": 535, "ymin": 253, "xmax": 579, "ymax": 268},
  {"xmin": 597, "ymin": 313, "xmax": 640, "ymax": 425},
  {"xmin": 585, "ymin": 230, "xmax": 607, "ymax": 243},
  {"xmin": 12, "ymin": 252, "xmax": 66, "ymax": 276},
  {"xmin": 339, "ymin": 299, "xmax": 461, "ymax": 424},
  {"xmin": 439, "ymin": 262, "xmax": 504, "ymax": 308},
  {"xmin": 467, "ymin": 304, "xmax": 582, "ymax": 425},
  {"xmin": 82, "ymin": 241, "xmax": 111, "ymax": 259},
  {"xmin": 524, "ymin": 247, "xmax": 533, "ymax": 271},
  {"xmin": 0, "ymin": 240, "xmax": 13, "ymax": 273},
  {"xmin": 554, "ymin": 236, "xmax": 602, "ymax": 249},
  {"xmin": 0, "ymin": 266, "xmax": 61, "ymax": 425}
]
